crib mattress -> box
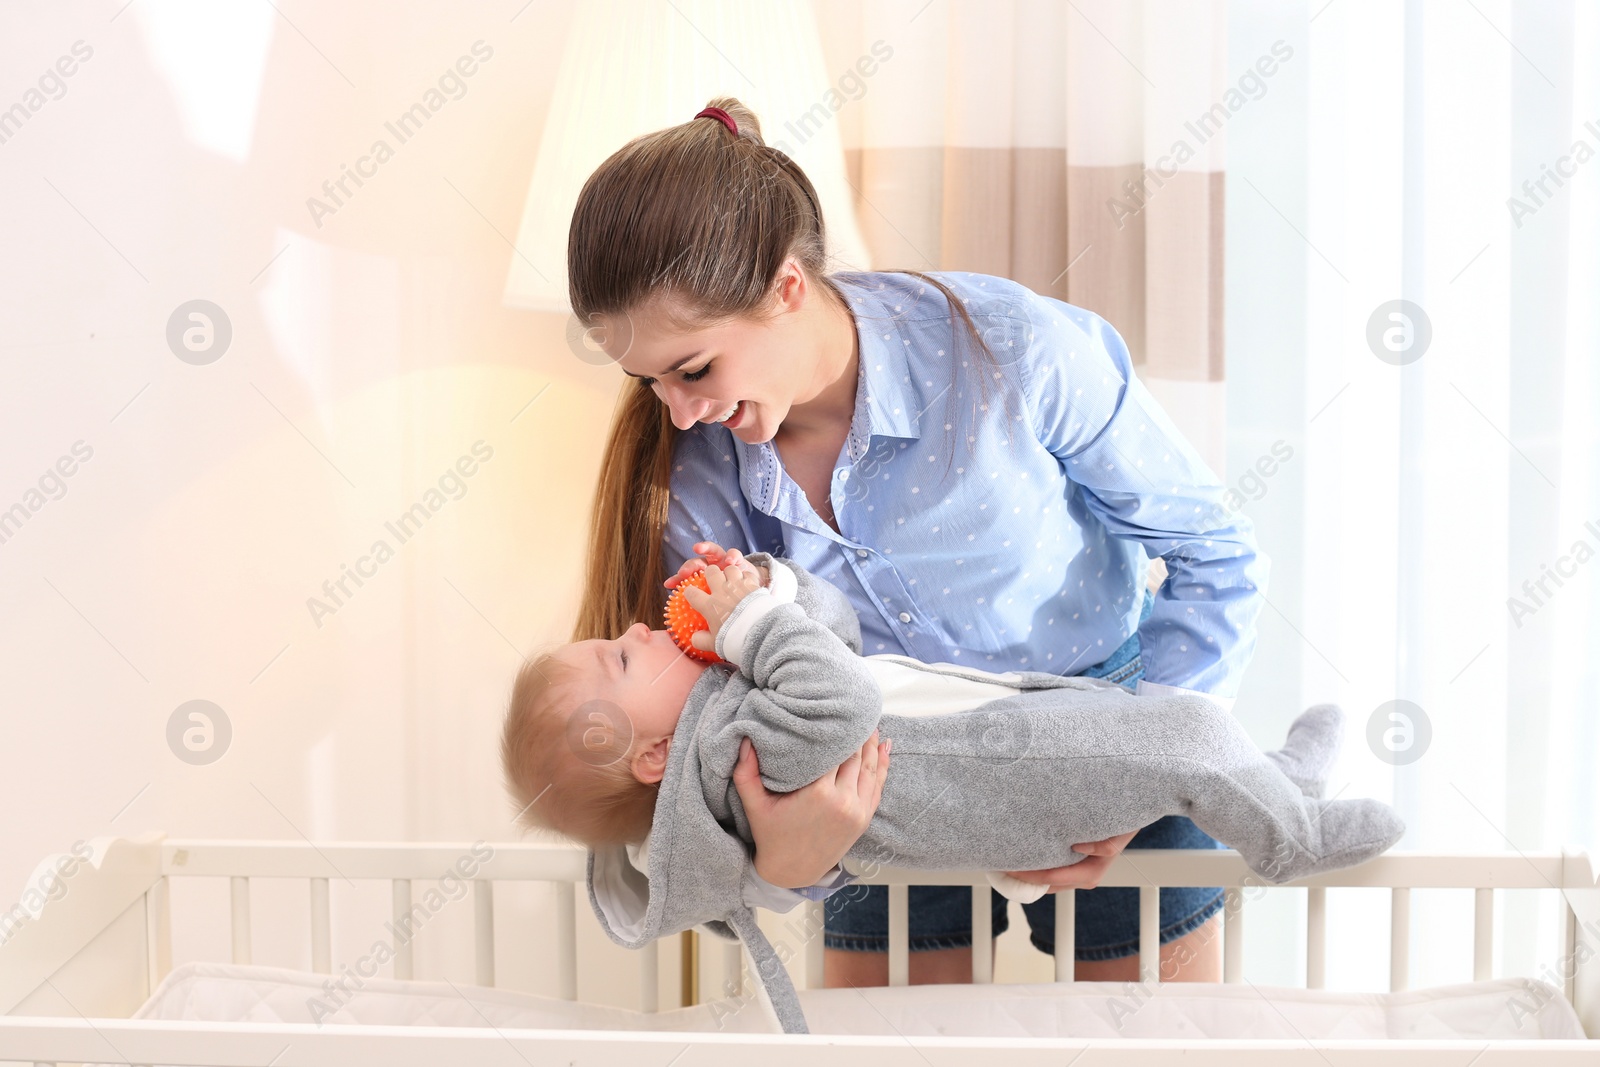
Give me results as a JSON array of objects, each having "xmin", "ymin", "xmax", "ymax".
[{"xmin": 136, "ymin": 961, "xmax": 1585, "ymax": 1040}]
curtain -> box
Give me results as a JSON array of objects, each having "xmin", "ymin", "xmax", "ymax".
[
  {"xmin": 816, "ymin": 0, "xmax": 1230, "ymax": 472},
  {"xmin": 1226, "ymin": 0, "xmax": 1600, "ymax": 991}
]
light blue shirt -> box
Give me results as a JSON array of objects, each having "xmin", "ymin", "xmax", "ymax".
[{"xmin": 663, "ymin": 269, "xmax": 1268, "ymax": 706}]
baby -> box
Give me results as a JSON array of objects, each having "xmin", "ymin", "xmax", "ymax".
[{"xmin": 500, "ymin": 546, "xmax": 1405, "ymax": 1033}]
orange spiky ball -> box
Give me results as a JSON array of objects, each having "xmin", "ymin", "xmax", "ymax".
[{"xmin": 664, "ymin": 569, "xmax": 723, "ymax": 663}]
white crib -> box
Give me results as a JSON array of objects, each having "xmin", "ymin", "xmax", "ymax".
[{"xmin": 1, "ymin": 834, "xmax": 1597, "ymax": 1064}]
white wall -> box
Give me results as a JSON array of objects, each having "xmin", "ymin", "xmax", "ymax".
[{"xmin": 0, "ymin": 0, "xmax": 662, "ymax": 999}]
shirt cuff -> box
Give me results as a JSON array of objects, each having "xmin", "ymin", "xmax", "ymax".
[
  {"xmin": 1135, "ymin": 678, "xmax": 1235, "ymax": 713},
  {"xmin": 742, "ymin": 864, "xmax": 854, "ymax": 912},
  {"xmin": 794, "ymin": 864, "xmax": 855, "ymax": 901}
]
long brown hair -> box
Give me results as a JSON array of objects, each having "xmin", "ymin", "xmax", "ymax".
[{"xmin": 569, "ymin": 97, "xmax": 1005, "ymax": 644}]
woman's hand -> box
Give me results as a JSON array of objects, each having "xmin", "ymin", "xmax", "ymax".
[
  {"xmin": 1000, "ymin": 830, "xmax": 1138, "ymax": 892},
  {"xmin": 733, "ymin": 731, "xmax": 891, "ymax": 890},
  {"xmin": 665, "ymin": 541, "xmax": 766, "ymax": 590}
]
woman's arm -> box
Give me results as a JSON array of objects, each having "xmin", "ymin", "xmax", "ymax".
[
  {"xmin": 991, "ymin": 294, "xmax": 1261, "ymax": 888},
  {"xmin": 999, "ymin": 830, "xmax": 1138, "ymax": 891},
  {"xmin": 1019, "ymin": 299, "xmax": 1269, "ymax": 703},
  {"xmin": 734, "ymin": 734, "xmax": 889, "ymax": 889}
]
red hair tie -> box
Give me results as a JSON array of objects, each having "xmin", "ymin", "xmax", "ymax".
[{"xmin": 694, "ymin": 106, "xmax": 737, "ymax": 136}]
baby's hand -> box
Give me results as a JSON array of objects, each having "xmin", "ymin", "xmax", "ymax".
[
  {"xmin": 679, "ymin": 562, "xmax": 765, "ymax": 651},
  {"xmin": 666, "ymin": 541, "xmax": 769, "ymax": 591}
]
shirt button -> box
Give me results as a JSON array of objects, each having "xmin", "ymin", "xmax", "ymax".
[
  {"xmin": 898, "ymin": 612, "xmax": 911, "ymax": 623},
  {"xmin": 856, "ymin": 549, "xmax": 869, "ymax": 558},
  {"xmin": 838, "ymin": 470, "xmax": 850, "ymax": 482}
]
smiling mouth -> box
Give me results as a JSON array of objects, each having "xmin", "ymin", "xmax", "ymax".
[{"xmin": 708, "ymin": 400, "xmax": 742, "ymax": 425}]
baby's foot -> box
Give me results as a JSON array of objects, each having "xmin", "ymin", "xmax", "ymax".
[
  {"xmin": 1265, "ymin": 704, "xmax": 1345, "ymax": 799},
  {"xmin": 1256, "ymin": 798, "xmax": 1406, "ymax": 884}
]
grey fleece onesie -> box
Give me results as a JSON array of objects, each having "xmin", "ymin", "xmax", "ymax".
[{"xmin": 585, "ymin": 553, "xmax": 1404, "ymax": 1034}]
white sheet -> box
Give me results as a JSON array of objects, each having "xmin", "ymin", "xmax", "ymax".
[{"xmin": 136, "ymin": 961, "xmax": 1586, "ymax": 1040}]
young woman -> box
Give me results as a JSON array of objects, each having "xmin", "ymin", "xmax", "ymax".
[{"xmin": 568, "ymin": 98, "xmax": 1268, "ymax": 985}]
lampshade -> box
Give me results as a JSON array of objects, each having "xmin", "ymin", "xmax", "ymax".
[{"xmin": 502, "ymin": 0, "xmax": 872, "ymax": 313}]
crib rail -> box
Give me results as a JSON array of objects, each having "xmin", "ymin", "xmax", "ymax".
[
  {"xmin": 154, "ymin": 842, "xmax": 1595, "ymax": 994},
  {"xmin": 863, "ymin": 851, "xmax": 1600, "ymax": 1004},
  {"xmin": 159, "ymin": 838, "xmax": 594, "ymax": 1001},
  {"xmin": 159, "ymin": 841, "xmax": 1600, "ymax": 1022},
  {"xmin": 3, "ymin": 837, "xmax": 1597, "ymax": 1045},
  {"xmin": 2, "ymin": 1016, "xmax": 1597, "ymax": 1066},
  {"xmin": 2, "ymin": 1017, "xmax": 1598, "ymax": 1067}
]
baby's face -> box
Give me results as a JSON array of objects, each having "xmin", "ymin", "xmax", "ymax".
[{"xmin": 558, "ymin": 623, "xmax": 707, "ymax": 753}]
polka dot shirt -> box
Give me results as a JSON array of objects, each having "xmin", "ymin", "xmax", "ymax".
[{"xmin": 663, "ymin": 270, "xmax": 1268, "ymax": 698}]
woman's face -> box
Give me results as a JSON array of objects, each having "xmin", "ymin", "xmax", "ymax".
[{"xmin": 595, "ymin": 263, "xmax": 827, "ymax": 445}]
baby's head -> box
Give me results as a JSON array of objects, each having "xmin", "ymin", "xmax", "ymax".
[{"xmin": 500, "ymin": 622, "xmax": 709, "ymax": 848}]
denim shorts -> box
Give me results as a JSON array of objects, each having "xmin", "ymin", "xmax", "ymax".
[{"xmin": 822, "ymin": 589, "xmax": 1227, "ymax": 960}]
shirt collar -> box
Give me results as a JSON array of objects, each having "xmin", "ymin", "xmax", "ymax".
[
  {"xmin": 728, "ymin": 272, "xmax": 923, "ymax": 516},
  {"xmin": 833, "ymin": 273, "xmax": 922, "ymax": 451}
]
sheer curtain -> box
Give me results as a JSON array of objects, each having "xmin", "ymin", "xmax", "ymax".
[{"xmin": 1228, "ymin": 0, "xmax": 1600, "ymax": 989}]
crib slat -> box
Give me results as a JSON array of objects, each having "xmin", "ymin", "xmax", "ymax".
[
  {"xmin": 1390, "ymin": 887, "xmax": 1410, "ymax": 991},
  {"xmin": 1138, "ymin": 885, "xmax": 1159, "ymax": 984},
  {"xmin": 310, "ymin": 878, "xmax": 331, "ymax": 975},
  {"xmin": 1306, "ymin": 886, "xmax": 1326, "ymax": 990},
  {"xmin": 681, "ymin": 931, "xmax": 698, "ymax": 1007},
  {"xmin": 640, "ymin": 939, "xmax": 659, "ymax": 1012},
  {"xmin": 804, "ymin": 900, "xmax": 825, "ymax": 990},
  {"xmin": 1473, "ymin": 887, "xmax": 1493, "ymax": 980},
  {"xmin": 1564, "ymin": 898, "xmax": 1579, "ymax": 1006},
  {"xmin": 474, "ymin": 880, "xmax": 495, "ymax": 988},
  {"xmin": 723, "ymin": 940, "xmax": 744, "ymax": 996},
  {"xmin": 887, "ymin": 884, "xmax": 909, "ymax": 986},
  {"xmin": 391, "ymin": 880, "xmax": 413, "ymax": 980},
  {"xmin": 555, "ymin": 880, "xmax": 577, "ymax": 1000},
  {"xmin": 1223, "ymin": 887, "xmax": 1243, "ymax": 983},
  {"xmin": 1053, "ymin": 890, "xmax": 1076, "ymax": 982},
  {"xmin": 145, "ymin": 875, "xmax": 172, "ymax": 993},
  {"xmin": 230, "ymin": 876, "xmax": 251, "ymax": 965},
  {"xmin": 960, "ymin": 883, "xmax": 985, "ymax": 985}
]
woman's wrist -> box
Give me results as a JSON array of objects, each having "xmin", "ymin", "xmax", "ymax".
[{"xmin": 753, "ymin": 849, "xmax": 834, "ymax": 891}]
